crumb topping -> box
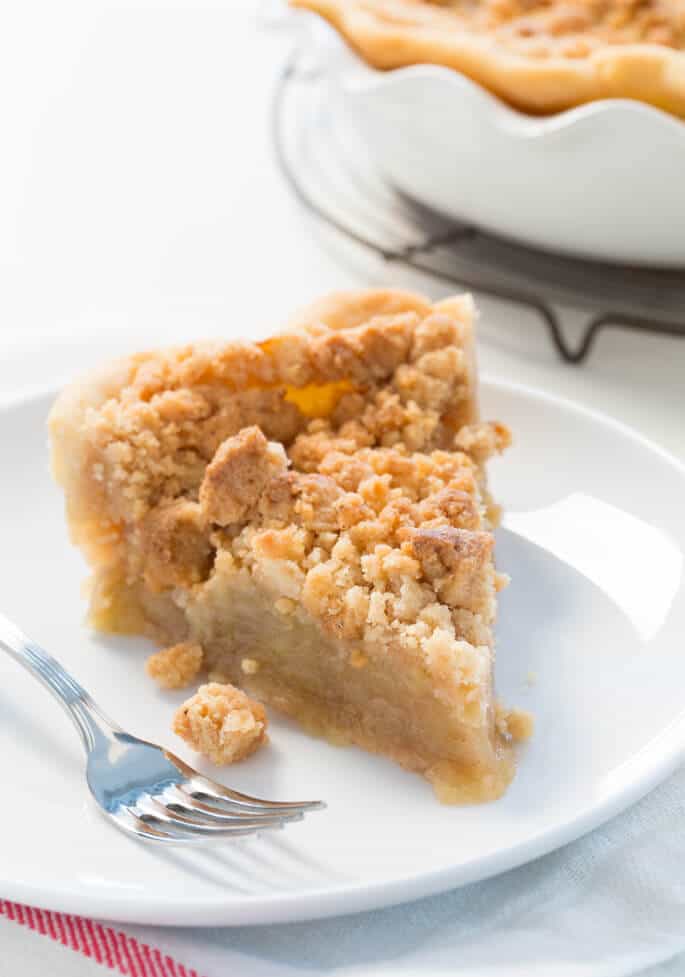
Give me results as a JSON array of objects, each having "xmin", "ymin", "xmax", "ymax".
[
  {"xmin": 66, "ymin": 296, "xmax": 478, "ymax": 527},
  {"xmin": 146, "ymin": 641, "xmax": 204, "ymax": 689},
  {"xmin": 199, "ymin": 425, "xmax": 288, "ymax": 526},
  {"xmin": 204, "ymin": 423, "xmax": 504, "ymax": 717},
  {"xmin": 173, "ymin": 682, "xmax": 268, "ymax": 764}
]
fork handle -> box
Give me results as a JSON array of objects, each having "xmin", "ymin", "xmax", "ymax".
[{"xmin": 0, "ymin": 611, "xmax": 118, "ymax": 752}]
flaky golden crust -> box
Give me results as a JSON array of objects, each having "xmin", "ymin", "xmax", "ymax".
[{"xmin": 291, "ymin": 0, "xmax": 685, "ymax": 119}]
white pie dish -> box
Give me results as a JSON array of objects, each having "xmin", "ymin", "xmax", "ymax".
[
  {"xmin": 296, "ymin": 12, "xmax": 685, "ymax": 268},
  {"xmin": 1, "ymin": 373, "xmax": 685, "ymax": 925}
]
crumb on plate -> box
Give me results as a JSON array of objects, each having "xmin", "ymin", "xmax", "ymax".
[{"xmin": 172, "ymin": 682, "xmax": 268, "ymax": 765}]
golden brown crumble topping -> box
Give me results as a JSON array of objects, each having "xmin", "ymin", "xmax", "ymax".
[
  {"xmin": 57, "ymin": 295, "xmax": 477, "ymax": 532},
  {"xmin": 173, "ymin": 683, "xmax": 268, "ymax": 765},
  {"xmin": 210, "ymin": 429, "xmax": 502, "ymax": 658},
  {"xmin": 146, "ymin": 641, "xmax": 204, "ymax": 689},
  {"xmin": 199, "ymin": 425, "xmax": 288, "ymax": 526}
]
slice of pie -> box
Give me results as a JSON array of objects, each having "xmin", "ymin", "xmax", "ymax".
[
  {"xmin": 291, "ymin": 0, "xmax": 685, "ymax": 119},
  {"xmin": 49, "ymin": 289, "xmax": 530, "ymax": 802}
]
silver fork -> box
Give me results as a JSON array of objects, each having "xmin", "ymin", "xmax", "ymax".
[{"xmin": 0, "ymin": 613, "xmax": 324, "ymax": 844}]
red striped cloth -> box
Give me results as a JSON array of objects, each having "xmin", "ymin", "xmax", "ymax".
[{"xmin": 0, "ymin": 901, "xmax": 202, "ymax": 977}]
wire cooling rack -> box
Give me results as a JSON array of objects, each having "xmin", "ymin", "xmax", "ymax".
[{"xmin": 271, "ymin": 51, "xmax": 685, "ymax": 364}]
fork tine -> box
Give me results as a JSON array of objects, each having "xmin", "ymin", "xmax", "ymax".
[
  {"xmin": 111, "ymin": 808, "xmax": 259, "ymax": 846},
  {"xmin": 156, "ymin": 790, "xmax": 303, "ymax": 828},
  {"xmin": 130, "ymin": 802, "xmax": 282, "ymax": 840},
  {"xmin": 113, "ymin": 811, "xmax": 221, "ymax": 845},
  {"xmin": 184, "ymin": 774, "xmax": 325, "ymax": 814},
  {"xmin": 167, "ymin": 752, "xmax": 325, "ymax": 814}
]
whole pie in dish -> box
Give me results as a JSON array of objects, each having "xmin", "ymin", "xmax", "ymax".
[
  {"xmin": 49, "ymin": 289, "xmax": 531, "ymax": 803},
  {"xmin": 291, "ymin": 0, "xmax": 685, "ymax": 119}
]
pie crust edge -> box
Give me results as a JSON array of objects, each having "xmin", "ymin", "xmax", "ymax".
[{"xmin": 292, "ymin": 0, "xmax": 685, "ymax": 119}]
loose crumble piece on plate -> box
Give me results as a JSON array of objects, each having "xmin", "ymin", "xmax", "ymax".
[{"xmin": 173, "ymin": 682, "xmax": 269, "ymax": 765}]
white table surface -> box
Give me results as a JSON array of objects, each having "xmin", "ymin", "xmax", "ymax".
[{"xmin": 1, "ymin": 3, "xmax": 684, "ymax": 976}]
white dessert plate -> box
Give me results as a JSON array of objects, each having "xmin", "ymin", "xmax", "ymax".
[
  {"xmin": 297, "ymin": 14, "xmax": 685, "ymax": 267},
  {"xmin": 0, "ymin": 378, "xmax": 684, "ymax": 926}
]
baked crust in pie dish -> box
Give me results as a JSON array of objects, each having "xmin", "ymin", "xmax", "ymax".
[
  {"xmin": 291, "ymin": 0, "xmax": 685, "ymax": 119},
  {"xmin": 49, "ymin": 289, "xmax": 531, "ymax": 803}
]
